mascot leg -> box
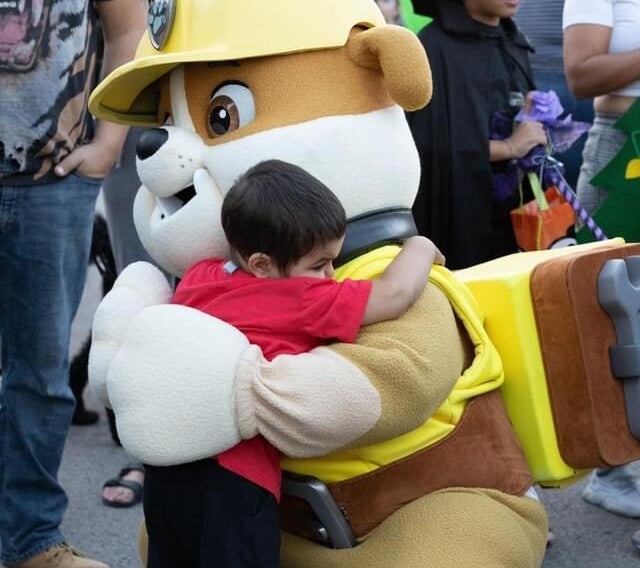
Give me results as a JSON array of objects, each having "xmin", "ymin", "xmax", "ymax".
[
  {"xmin": 281, "ymin": 488, "xmax": 548, "ymax": 568},
  {"xmin": 138, "ymin": 488, "xmax": 547, "ymax": 567}
]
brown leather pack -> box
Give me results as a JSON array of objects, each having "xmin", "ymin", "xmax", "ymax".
[
  {"xmin": 280, "ymin": 389, "xmax": 532, "ymax": 540},
  {"xmin": 530, "ymin": 243, "xmax": 640, "ymax": 469}
]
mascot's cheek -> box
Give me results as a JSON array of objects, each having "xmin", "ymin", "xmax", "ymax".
[{"xmin": 133, "ymin": 186, "xmax": 229, "ymax": 277}]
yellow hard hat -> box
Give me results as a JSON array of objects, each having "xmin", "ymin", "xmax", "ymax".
[{"xmin": 89, "ymin": 0, "xmax": 386, "ymax": 126}]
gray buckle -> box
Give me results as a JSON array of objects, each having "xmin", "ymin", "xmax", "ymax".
[{"xmin": 282, "ymin": 473, "xmax": 357, "ymax": 549}]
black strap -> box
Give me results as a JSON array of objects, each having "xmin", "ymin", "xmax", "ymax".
[{"xmin": 336, "ymin": 208, "xmax": 418, "ymax": 268}]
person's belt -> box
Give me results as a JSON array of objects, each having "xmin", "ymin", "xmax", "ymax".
[{"xmin": 280, "ymin": 390, "xmax": 533, "ymax": 543}]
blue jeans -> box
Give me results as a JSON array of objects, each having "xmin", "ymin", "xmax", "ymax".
[{"xmin": 0, "ymin": 174, "xmax": 100, "ymax": 564}]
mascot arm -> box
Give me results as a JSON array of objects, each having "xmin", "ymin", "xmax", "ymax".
[
  {"xmin": 235, "ymin": 345, "xmax": 382, "ymax": 458},
  {"xmin": 90, "ymin": 272, "xmax": 380, "ymax": 465},
  {"xmin": 91, "ymin": 267, "xmax": 462, "ymax": 465},
  {"xmin": 239, "ymin": 284, "xmax": 467, "ymax": 452}
]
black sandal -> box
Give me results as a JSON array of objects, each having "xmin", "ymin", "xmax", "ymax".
[{"xmin": 101, "ymin": 462, "xmax": 145, "ymax": 508}]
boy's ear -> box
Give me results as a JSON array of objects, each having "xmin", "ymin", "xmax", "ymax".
[{"xmin": 247, "ymin": 252, "xmax": 277, "ymax": 278}]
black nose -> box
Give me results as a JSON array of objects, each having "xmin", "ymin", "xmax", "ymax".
[{"xmin": 136, "ymin": 128, "xmax": 169, "ymax": 160}]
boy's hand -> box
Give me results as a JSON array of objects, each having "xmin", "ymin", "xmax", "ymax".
[
  {"xmin": 433, "ymin": 245, "xmax": 446, "ymax": 266},
  {"xmin": 404, "ymin": 235, "xmax": 445, "ymax": 266}
]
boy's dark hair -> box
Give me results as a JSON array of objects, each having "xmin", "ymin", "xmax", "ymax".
[{"xmin": 222, "ymin": 159, "xmax": 346, "ymax": 272}]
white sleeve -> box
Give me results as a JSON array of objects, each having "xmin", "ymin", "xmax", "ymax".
[{"xmin": 563, "ymin": 0, "xmax": 614, "ymax": 30}]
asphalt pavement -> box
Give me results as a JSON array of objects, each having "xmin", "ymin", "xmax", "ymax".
[{"xmin": 3, "ymin": 262, "xmax": 638, "ymax": 567}]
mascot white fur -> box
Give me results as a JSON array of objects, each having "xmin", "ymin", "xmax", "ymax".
[{"xmin": 88, "ymin": 1, "xmax": 549, "ymax": 566}]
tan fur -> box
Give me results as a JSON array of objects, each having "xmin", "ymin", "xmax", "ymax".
[
  {"xmin": 332, "ymin": 283, "xmax": 467, "ymax": 447},
  {"xmin": 281, "ymin": 489, "xmax": 548, "ymax": 568},
  {"xmin": 182, "ymin": 50, "xmax": 392, "ymax": 144},
  {"xmin": 154, "ymin": 27, "xmax": 431, "ymax": 145}
]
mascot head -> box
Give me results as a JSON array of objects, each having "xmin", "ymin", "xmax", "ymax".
[{"xmin": 89, "ymin": 0, "xmax": 432, "ymax": 276}]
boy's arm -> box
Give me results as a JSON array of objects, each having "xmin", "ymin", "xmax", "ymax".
[{"xmin": 362, "ymin": 236, "xmax": 444, "ymax": 325}]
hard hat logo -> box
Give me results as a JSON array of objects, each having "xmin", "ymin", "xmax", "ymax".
[{"xmin": 147, "ymin": 0, "xmax": 176, "ymax": 50}]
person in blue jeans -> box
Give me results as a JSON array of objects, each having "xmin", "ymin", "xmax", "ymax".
[{"xmin": 0, "ymin": 1, "xmax": 146, "ymax": 566}]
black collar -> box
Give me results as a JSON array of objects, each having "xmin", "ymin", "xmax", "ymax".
[{"xmin": 336, "ymin": 208, "xmax": 418, "ymax": 268}]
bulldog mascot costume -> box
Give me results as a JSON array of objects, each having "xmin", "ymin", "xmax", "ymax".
[{"xmin": 88, "ymin": 0, "xmax": 640, "ymax": 566}]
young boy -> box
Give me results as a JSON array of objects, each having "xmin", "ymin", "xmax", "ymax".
[{"xmin": 143, "ymin": 159, "xmax": 444, "ymax": 568}]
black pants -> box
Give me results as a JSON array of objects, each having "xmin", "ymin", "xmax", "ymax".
[{"xmin": 144, "ymin": 459, "xmax": 280, "ymax": 568}]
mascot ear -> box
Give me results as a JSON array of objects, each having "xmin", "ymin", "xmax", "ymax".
[{"xmin": 346, "ymin": 26, "xmax": 432, "ymax": 111}]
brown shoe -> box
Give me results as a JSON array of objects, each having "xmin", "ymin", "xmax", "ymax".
[{"xmin": 6, "ymin": 544, "xmax": 109, "ymax": 568}]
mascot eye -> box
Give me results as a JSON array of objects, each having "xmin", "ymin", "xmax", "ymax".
[{"xmin": 206, "ymin": 83, "xmax": 255, "ymax": 138}]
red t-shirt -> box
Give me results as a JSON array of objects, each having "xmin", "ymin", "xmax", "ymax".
[{"xmin": 172, "ymin": 258, "xmax": 373, "ymax": 499}]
